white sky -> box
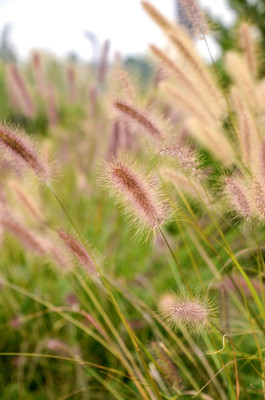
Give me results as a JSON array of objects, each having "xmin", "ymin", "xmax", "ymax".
[{"xmin": 0, "ymin": 0, "xmax": 236, "ymax": 61}]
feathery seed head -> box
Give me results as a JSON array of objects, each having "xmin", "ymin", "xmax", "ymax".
[
  {"xmin": 252, "ymin": 179, "xmax": 265, "ymax": 221},
  {"xmin": 256, "ymin": 141, "xmax": 265, "ymax": 185},
  {"xmin": 159, "ymin": 292, "xmax": 211, "ymax": 334},
  {"xmin": 102, "ymin": 153, "xmax": 169, "ymax": 239},
  {"xmin": 0, "ymin": 123, "xmax": 50, "ymax": 180},
  {"xmin": 0, "ymin": 213, "xmax": 46, "ymax": 255},
  {"xmin": 223, "ymin": 175, "xmax": 252, "ymax": 220},
  {"xmin": 7, "ymin": 65, "xmax": 35, "ymax": 117},
  {"xmin": 58, "ymin": 230, "xmax": 98, "ymax": 276},
  {"xmin": 159, "ymin": 143, "xmax": 200, "ymax": 176},
  {"xmin": 239, "ymin": 22, "xmax": 257, "ymax": 77},
  {"xmin": 113, "ymin": 100, "xmax": 165, "ymax": 142},
  {"xmin": 177, "ymin": 0, "xmax": 208, "ymax": 37},
  {"xmin": 8, "ymin": 179, "xmax": 44, "ymax": 222}
]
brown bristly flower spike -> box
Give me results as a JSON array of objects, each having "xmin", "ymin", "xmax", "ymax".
[
  {"xmin": 0, "ymin": 123, "xmax": 50, "ymax": 180},
  {"xmin": 113, "ymin": 100, "xmax": 165, "ymax": 142},
  {"xmin": 58, "ymin": 230, "xmax": 97, "ymax": 275},
  {"xmin": 159, "ymin": 293, "xmax": 211, "ymax": 334},
  {"xmin": 224, "ymin": 176, "xmax": 252, "ymax": 220},
  {"xmin": 102, "ymin": 153, "xmax": 169, "ymax": 239}
]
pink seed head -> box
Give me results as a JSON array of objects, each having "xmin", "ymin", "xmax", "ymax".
[
  {"xmin": 224, "ymin": 176, "xmax": 252, "ymax": 220},
  {"xmin": 102, "ymin": 153, "xmax": 169, "ymax": 239},
  {"xmin": 159, "ymin": 293, "xmax": 211, "ymax": 334},
  {"xmin": 114, "ymin": 101, "xmax": 165, "ymax": 142},
  {"xmin": 0, "ymin": 123, "xmax": 50, "ymax": 180},
  {"xmin": 58, "ymin": 230, "xmax": 97, "ymax": 276}
]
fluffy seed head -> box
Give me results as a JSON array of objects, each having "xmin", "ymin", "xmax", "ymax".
[
  {"xmin": 258, "ymin": 141, "xmax": 265, "ymax": 185},
  {"xmin": 159, "ymin": 144, "xmax": 200, "ymax": 176},
  {"xmin": 114, "ymin": 100, "xmax": 165, "ymax": 142},
  {"xmin": 0, "ymin": 214, "xmax": 46, "ymax": 255},
  {"xmin": 58, "ymin": 230, "xmax": 97, "ymax": 275},
  {"xmin": 177, "ymin": 0, "xmax": 208, "ymax": 37},
  {"xmin": 239, "ymin": 22, "xmax": 257, "ymax": 77},
  {"xmin": 159, "ymin": 293, "xmax": 211, "ymax": 334},
  {"xmin": 8, "ymin": 179, "xmax": 44, "ymax": 222},
  {"xmin": 223, "ymin": 176, "xmax": 252, "ymax": 220},
  {"xmin": 7, "ymin": 65, "xmax": 35, "ymax": 117},
  {"xmin": 0, "ymin": 123, "xmax": 50, "ymax": 180},
  {"xmin": 252, "ymin": 179, "xmax": 265, "ymax": 220},
  {"xmin": 102, "ymin": 153, "xmax": 169, "ymax": 239}
]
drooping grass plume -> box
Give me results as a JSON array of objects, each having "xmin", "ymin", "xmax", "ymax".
[
  {"xmin": 230, "ymin": 86, "xmax": 260, "ymax": 167},
  {"xmin": 67, "ymin": 66, "xmax": 77, "ymax": 103},
  {"xmin": 44, "ymin": 232, "xmax": 72, "ymax": 271},
  {"xmin": 97, "ymin": 39, "xmax": 110, "ymax": 85},
  {"xmin": 116, "ymin": 68, "xmax": 136, "ymax": 101},
  {"xmin": 0, "ymin": 213, "xmax": 46, "ymax": 255},
  {"xmin": 0, "ymin": 123, "xmax": 50, "ymax": 180},
  {"xmin": 32, "ymin": 52, "xmax": 45, "ymax": 97},
  {"xmin": 8, "ymin": 179, "xmax": 44, "ymax": 222},
  {"xmin": 142, "ymin": 1, "xmax": 222, "ymax": 113},
  {"xmin": 58, "ymin": 230, "xmax": 97, "ymax": 275},
  {"xmin": 239, "ymin": 22, "xmax": 257, "ymax": 78},
  {"xmin": 223, "ymin": 175, "xmax": 252, "ymax": 220},
  {"xmin": 7, "ymin": 65, "xmax": 35, "ymax": 117},
  {"xmin": 102, "ymin": 153, "xmax": 169, "ymax": 238},
  {"xmin": 113, "ymin": 100, "xmax": 165, "ymax": 142},
  {"xmin": 252, "ymin": 179, "xmax": 265, "ymax": 220},
  {"xmin": 161, "ymin": 82, "xmax": 214, "ymax": 125},
  {"xmin": 225, "ymin": 52, "xmax": 258, "ymax": 110},
  {"xmin": 150, "ymin": 45, "xmax": 220, "ymax": 121},
  {"xmin": 159, "ymin": 143, "xmax": 200, "ymax": 176},
  {"xmin": 159, "ymin": 292, "xmax": 211, "ymax": 334},
  {"xmin": 254, "ymin": 140, "xmax": 265, "ymax": 186},
  {"xmin": 108, "ymin": 119, "xmax": 122, "ymax": 156},
  {"xmin": 159, "ymin": 166, "xmax": 211, "ymax": 206},
  {"xmin": 177, "ymin": 0, "xmax": 208, "ymax": 37},
  {"xmin": 186, "ymin": 118, "xmax": 235, "ymax": 165}
]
